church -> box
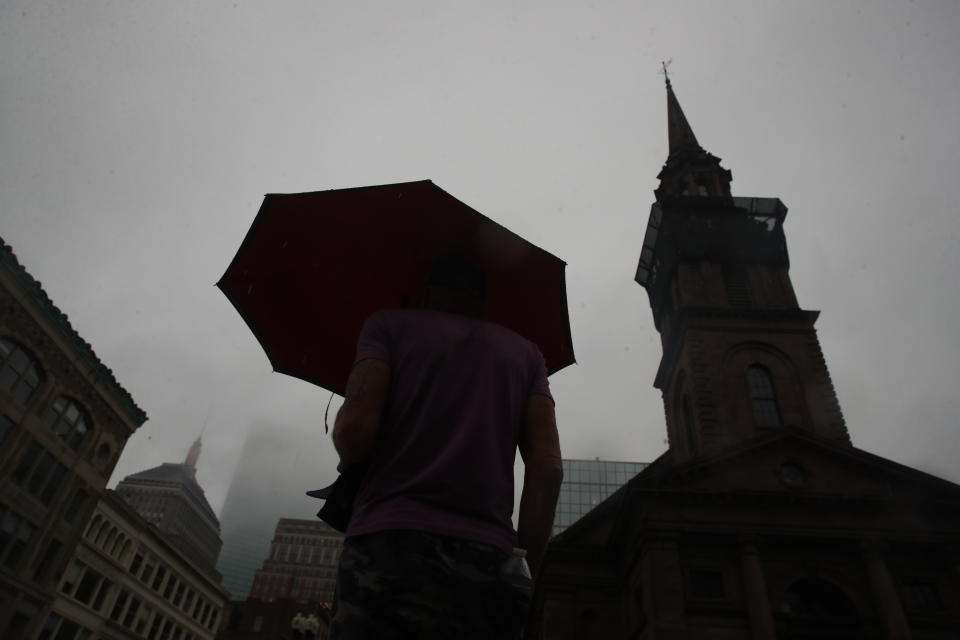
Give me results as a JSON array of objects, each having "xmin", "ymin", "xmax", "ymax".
[{"xmin": 529, "ymin": 77, "xmax": 960, "ymax": 639}]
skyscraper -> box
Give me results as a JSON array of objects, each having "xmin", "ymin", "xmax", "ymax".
[
  {"xmin": 552, "ymin": 459, "xmax": 647, "ymax": 536},
  {"xmin": 115, "ymin": 437, "xmax": 223, "ymax": 578},
  {"xmin": 216, "ymin": 427, "xmax": 330, "ymax": 600}
]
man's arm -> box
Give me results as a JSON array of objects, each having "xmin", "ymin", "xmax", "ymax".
[
  {"xmin": 331, "ymin": 358, "xmax": 391, "ymax": 470},
  {"xmin": 517, "ymin": 394, "xmax": 563, "ymax": 580}
]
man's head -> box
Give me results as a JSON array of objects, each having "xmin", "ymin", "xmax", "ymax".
[{"xmin": 421, "ymin": 255, "xmax": 486, "ymax": 318}]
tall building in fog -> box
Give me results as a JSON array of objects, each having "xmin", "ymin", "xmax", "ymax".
[
  {"xmin": 216, "ymin": 427, "xmax": 333, "ymax": 600},
  {"xmin": 553, "ymin": 459, "xmax": 648, "ymax": 535},
  {"xmin": 115, "ymin": 437, "xmax": 222, "ymax": 578}
]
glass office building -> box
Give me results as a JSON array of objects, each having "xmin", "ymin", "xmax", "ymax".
[{"xmin": 553, "ymin": 459, "xmax": 648, "ymax": 535}]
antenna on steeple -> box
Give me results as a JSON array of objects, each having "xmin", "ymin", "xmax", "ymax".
[{"xmin": 661, "ymin": 59, "xmax": 673, "ymax": 88}]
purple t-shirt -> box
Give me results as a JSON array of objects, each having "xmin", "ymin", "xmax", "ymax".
[{"xmin": 345, "ymin": 308, "xmax": 552, "ymax": 552}]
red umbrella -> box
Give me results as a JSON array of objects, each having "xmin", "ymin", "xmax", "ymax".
[{"xmin": 217, "ymin": 180, "xmax": 575, "ymax": 395}]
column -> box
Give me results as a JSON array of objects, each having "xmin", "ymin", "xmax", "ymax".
[
  {"xmin": 640, "ymin": 534, "xmax": 687, "ymax": 639},
  {"xmin": 737, "ymin": 536, "xmax": 777, "ymax": 640},
  {"xmin": 861, "ymin": 539, "xmax": 911, "ymax": 640}
]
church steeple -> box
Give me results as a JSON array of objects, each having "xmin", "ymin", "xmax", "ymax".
[
  {"xmin": 184, "ymin": 435, "xmax": 202, "ymax": 472},
  {"xmin": 655, "ymin": 70, "xmax": 733, "ymax": 201},
  {"xmin": 637, "ymin": 70, "xmax": 848, "ymax": 463},
  {"xmin": 665, "ymin": 74, "xmax": 700, "ymax": 153}
]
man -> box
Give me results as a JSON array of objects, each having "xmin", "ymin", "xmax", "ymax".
[{"xmin": 329, "ymin": 257, "xmax": 563, "ymax": 639}]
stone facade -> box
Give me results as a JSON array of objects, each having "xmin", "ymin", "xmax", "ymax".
[
  {"xmin": 249, "ymin": 519, "xmax": 343, "ymax": 606},
  {"xmin": 47, "ymin": 490, "xmax": 229, "ymax": 640},
  {"xmin": 0, "ymin": 236, "xmax": 147, "ymax": 639}
]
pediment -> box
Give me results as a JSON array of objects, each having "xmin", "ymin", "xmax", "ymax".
[{"xmin": 652, "ymin": 430, "xmax": 960, "ymax": 506}]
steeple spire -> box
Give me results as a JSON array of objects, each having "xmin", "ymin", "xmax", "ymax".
[
  {"xmin": 654, "ymin": 64, "xmax": 733, "ymax": 201},
  {"xmin": 663, "ymin": 62, "xmax": 701, "ymax": 154},
  {"xmin": 184, "ymin": 435, "xmax": 202, "ymax": 471}
]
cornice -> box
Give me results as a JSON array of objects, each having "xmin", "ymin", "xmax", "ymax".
[{"xmin": 0, "ymin": 235, "xmax": 147, "ymax": 428}]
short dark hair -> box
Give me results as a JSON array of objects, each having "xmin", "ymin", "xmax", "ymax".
[{"xmin": 427, "ymin": 255, "xmax": 486, "ymax": 299}]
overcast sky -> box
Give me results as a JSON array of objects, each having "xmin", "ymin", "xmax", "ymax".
[{"xmin": 2, "ymin": 1, "xmax": 958, "ymax": 517}]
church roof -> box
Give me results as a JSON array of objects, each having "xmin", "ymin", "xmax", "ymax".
[{"xmin": 120, "ymin": 462, "xmax": 219, "ymax": 525}]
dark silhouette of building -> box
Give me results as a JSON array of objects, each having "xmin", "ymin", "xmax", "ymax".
[
  {"xmin": 115, "ymin": 437, "xmax": 223, "ymax": 578},
  {"xmin": 0, "ymin": 236, "xmax": 147, "ymax": 639},
  {"xmin": 530, "ymin": 77, "xmax": 960, "ymax": 639},
  {"xmin": 249, "ymin": 519, "xmax": 343, "ymax": 605}
]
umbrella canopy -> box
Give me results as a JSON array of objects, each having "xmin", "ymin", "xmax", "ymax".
[{"xmin": 217, "ymin": 180, "xmax": 574, "ymax": 395}]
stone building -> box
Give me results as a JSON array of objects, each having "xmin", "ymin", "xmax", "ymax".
[
  {"xmin": 248, "ymin": 519, "xmax": 343, "ymax": 606},
  {"xmin": 115, "ymin": 438, "xmax": 223, "ymax": 577},
  {"xmin": 529, "ymin": 79, "xmax": 960, "ymax": 639},
  {"xmin": 46, "ymin": 489, "xmax": 229, "ymax": 640},
  {"xmin": 0, "ymin": 236, "xmax": 147, "ymax": 639}
]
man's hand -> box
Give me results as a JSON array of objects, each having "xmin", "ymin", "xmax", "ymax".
[
  {"xmin": 517, "ymin": 394, "xmax": 563, "ymax": 580},
  {"xmin": 332, "ymin": 358, "xmax": 391, "ymax": 470}
]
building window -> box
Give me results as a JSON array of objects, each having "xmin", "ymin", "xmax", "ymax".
[
  {"xmin": 164, "ymin": 577, "xmax": 176, "ymax": 599},
  {"xmin": 0, "ymin": 504, "xmax": 38, "ymax": 569},
  {"xmin": 148, "ymin": 614, "xmax": 163, "ymax": 640},
  {"xmin": 12, "ymin": 442, "xmax": 70, "ymax": 505},
  {"xmin": 44, "ymin": 396, "xmax": 92, "ymax": 451},
  {"xmin": 152, "ymin": 565, "xmax": 167, "ymax": 591},
  {"xmin": 111, "ymin": 589, "xmax": 130, "ymax": 621},
  {"xmin": 0, "ymin": 338, "xmax": 43, "ymax": 405},
  {"xmin": 130, "ymin": 552, "xmax": 144, "ymax": 576},
  {"xmin": 723, "ymin": 264, "xmax": 752, "ymax": 308},
  {"xmin": 1, "ymin": 412, "xmax": 17, "ymax": 449},
  {"xmin": 123, "ymin": 598, "xmax": 141, "ymax": 628},
  {"xmin": 93, "ymin": 577, "xmax": 114, "ymax": 611},
  {"xmin": 687, "ymin": 569, "xmax": 725, "ymax": 599},
  {"xmin": 63, "ymin": 489, "xmax": 89, "ymax": 523},
  {"xmin": 33, "ymin": 538, "xmax": 63, "ymax": 583},
  {"xmin": 74, "ymin": 567, "xmax": 105, "ymax": 605},
  {"xmin": 36, "ymin": 613, "xmax": 63, "ymax": 640},
  {"xmin": 61, "ymin": 560, "xmax": 85, "ymax": 595},
  {"xmin": 747, "ymin": 365, "xmax": 782, "ymax": 427}
]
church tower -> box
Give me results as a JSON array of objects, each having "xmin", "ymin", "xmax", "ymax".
[{"xmin": 636, "ymin": 75, "xmax": 847, "ymax": 462}]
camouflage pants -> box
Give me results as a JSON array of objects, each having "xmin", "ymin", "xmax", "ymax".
[{"xmin": 329, "ymin": 530, "xmax": 530, "ymax": 640}]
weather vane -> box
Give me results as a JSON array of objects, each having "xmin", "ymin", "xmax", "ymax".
[{"xmin": 661, "ymin": 59, "xmax": 673, "ymax": 86}]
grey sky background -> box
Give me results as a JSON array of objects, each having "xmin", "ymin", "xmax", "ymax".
[{"xmin": 2, "ymin": 1, "xmax": 958, "ymax": 517}]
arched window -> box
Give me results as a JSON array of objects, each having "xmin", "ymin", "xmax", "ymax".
[
  {"xmin": 0, "ymin": 338, "xmax": 43, "ymax": 405},
  {"xmin": 747, "ymin": 365, "xmax": 782, "ymax": 427},
  {"xmin": 85, "ymin": 515, "xmax": 103, "ymax": 538},
  {"xmin": 44, "ymin": 396, "xmax": 91, "ymax": 451}
]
